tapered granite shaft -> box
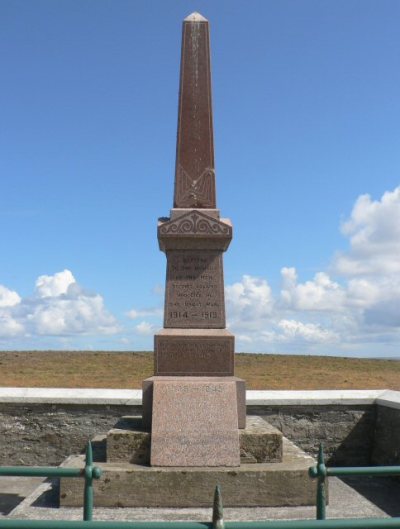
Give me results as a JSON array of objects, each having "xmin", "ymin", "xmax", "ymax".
[{"xmin": 173, "ymin": 12, "xmax": 216, "ymax": 209}]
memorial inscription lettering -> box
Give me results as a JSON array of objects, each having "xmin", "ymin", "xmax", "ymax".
[
  {"xmin": 164, "ymin": 250, "xmax": 225, "ymax": 328},
  {"xmin": 155, "ymin": 335, "xmax": 234, "ymax": 376},
  {"xmin": 150, "ymin": 379, "xmax": 240, "ymax": 467}
]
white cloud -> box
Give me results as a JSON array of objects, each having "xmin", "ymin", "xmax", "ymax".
[
  {"xmin": 277, "ymin": 319, "xmax": 338, "ymax": 343},
  {"xmin": 0, "ymin": 285, "xmax": 21, "ymax": 308},
  {"xmin": 134, "ymin": 321, "xmax": 156, "ymax": 335},
  {"xmin": 0, "ymin": 270, "xmax": 119, "ymax": 339},
  {"xmin": 0, "ymin": 313, "xmax": 24, "ymax": 337},
  {"xmin": 280, "ymin": 267, "xmax": 345, "ymax": 311},
  {"xmin": 335, "ymin": 187, "xmax": 400, "ymax": 276},
  {"xmin": 226, "ymin": 275, "xmax": 274, "ymax": 321},
  {"xmin": 35, "ymin": 269, "xmax": 75, "ymax": 298},
  {"xmin": 226, "ymin": 186, "xmax": 400, "ymax": 354}
]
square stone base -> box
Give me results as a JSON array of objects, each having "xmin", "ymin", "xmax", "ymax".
[
  {"xmin": 150, "ymin": 378, "xmax": 240, "ymax": 467},
  {"xmin": 142, "ymin": 375, "xmax": 246, "ymax": 430},
  {"xmin": 60, "ymin": 437, "xmax": 316, "ymax": 508}
]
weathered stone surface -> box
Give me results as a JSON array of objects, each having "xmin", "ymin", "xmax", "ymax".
[
  {"xmin": 142, "ymin": 376, "xmax": 246, "ymax": 431},
  {"xmin": 240, "ymin": 416, "xmax": 282, "ymax": 463},
  {"xmin": 107, "ymin": 417, "xmax": 149, "ymax": 465},
  {"xmin": 151, "ymin": 379, "xmax": 240, "ymax": 467},
  {"xmin": 0, "ymin": 403, "xmax": 141, "ymax": 466},
  {"xmin": 248, "ymin": 404, "xmax": 376, "ymax": 465},
  {"xmin": 372, "ymin": 405, "xmax": 400, "ymax": 466},
  {"xmin": 0, "ymin": 402, "xmax": 377, "ymax": 467},
  {"xmin": 107, "ymin": 416, "xmax": 282, "ymax": 465},
  {"xmin": 164, "ymin": 250, "xmax": 226, "ymax": 329},
  {"xmin": 173, "ymin": 14, "xmax": 215, "ymax": 209},
  {"xmin": 158, "ymin": 210, "xmax": 232, "ymax": 252},
  {"xmin": 60, "ymin": 437, "xmax": 316, "ymax": 507},
  {"xmin": 154, "ymin": 329, "xmax": 234, "ymax": 376}
]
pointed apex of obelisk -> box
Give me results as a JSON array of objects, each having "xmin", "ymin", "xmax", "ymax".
[
  {"xmin": 184, "ymin": 12, "xmax": 208, "ymax": 22},
  {"xmin": 174, "ymin": 11, "xmax": 216, "ymax": 208}
]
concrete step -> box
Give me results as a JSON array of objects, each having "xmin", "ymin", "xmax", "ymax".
[{"xmin": 59, "ymin": 436, "xmax": 316, "ymax": 508}]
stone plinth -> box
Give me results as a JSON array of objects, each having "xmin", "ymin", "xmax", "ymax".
[
  {"xmin": 60, "ymin": 437, "xmax": 316, "ymax": 508},
  {"xmin": 142, "ymin": 376, "xmax": 246, "ymax": 431},
  {"xmin": 154, "ymin": 329, "xmax": 234, "ymax": 376},
  {"xmin": 107, "ymin": 416, "xmax": 282, "ymax": 465},
  {"xmin": 150, "ymin": 379, "xmax": 240, "ymax": 467}
]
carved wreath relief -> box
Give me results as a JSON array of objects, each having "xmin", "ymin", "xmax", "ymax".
[{"xmin": 174, "ymin": 165, "xmax": 216, "ymax": 208}]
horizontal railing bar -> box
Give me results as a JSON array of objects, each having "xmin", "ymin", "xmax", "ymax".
[
  {"xmin": 327, "ymin": 466, "xmax": 400, "ymax": 477},
  {"xmin": 227, "ymin": 520, "xmax": 400, "ymax": 529},
  {"xmin": 0, "ymin": 467, "xmax": 84, "ymax": 478},
  {"xmin": 0, "ymin": 518, "xmax": 399, "ymax": 529}
]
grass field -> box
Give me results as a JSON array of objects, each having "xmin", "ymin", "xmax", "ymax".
[{"xmin": 0, "ymin": 351, "xmax": 399, "ymax": 389}]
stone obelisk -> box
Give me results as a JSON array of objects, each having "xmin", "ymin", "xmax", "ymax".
[{"xmin": 142, "ymin": 12, "xmax": 245, "ymax": 467}]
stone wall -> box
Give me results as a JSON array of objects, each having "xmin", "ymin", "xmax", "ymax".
[
  {"xmin": 248, "ymin": 405, "xmax": 376, "ymax": 465},
  {"xmin": 372, "ymin": 405, "xmax": 400, "ymax": 466},
  {"xmin": 0, "ymin": 398, "xmax": 383, "ymax": 466},
  {"xmin": 0, "ymin": 403, "xmax": 141, "ymax": 466}
]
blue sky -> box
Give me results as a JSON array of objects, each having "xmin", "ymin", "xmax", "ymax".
[{"xmin": 1, "ymin": 0, "xmax": 399, "ymax": 356}]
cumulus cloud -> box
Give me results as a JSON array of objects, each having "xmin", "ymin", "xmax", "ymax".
[
  {"xmin": 277, "ymin": 319, "xmax": 338, "ymax": 343},
  {"xmin": 0, "ymin": 270, "xmax": 119, "ymax": 340},
  {"xmin": 280, "ymin": 268, "xmax": 345, "ymax": 311},
  {"xmin": 226, "ymin": 275, "xmax": 274, "ymax": 320},
  {"xmin": 134, "ymin": 321, "xmax": 156, "ymax": 335},
  {"xmin": 0, "ymin": 285, "xmax": 21, "ymax": 308},
  {"xmin": 35, "ymin": 270, "xmax": 75, "ymax": 298},
  {"xmin": 226, "ymin": 186, "xmax": 400, "ymax": 354},
  {"xmin": 335, "ymin": 187, "xmax": 400, "ymax": 276},
  {"xmin": 0, "ymin": 313, "xmax": 24, "ymax": 337}
]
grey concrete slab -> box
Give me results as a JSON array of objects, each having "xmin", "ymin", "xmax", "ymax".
[
  {"xmin": 0, "ymin": 387, "xmax": 388, "ymax": 407},
  {"xmin": 8, "ymin": 478, "xmax": 389, "ymax": 521},
  {"xmin": 0, "ymin": 477, "xmax": 45, "ymax": 517}
]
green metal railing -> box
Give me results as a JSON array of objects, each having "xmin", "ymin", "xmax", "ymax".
[
  {"xmin": 1, "ymin": 444, "xmax": 400, "ymax": 529},
  {"xmin": 0, "ymin": 442, "xmax": 102, "ymax": 521},
  {"xmin": 1, "ymin": 516, "xmax": 400, "ymax": 528},
  {"xmin": 309, "ymin": 444, "xmax": 400, "ymax": 520}
]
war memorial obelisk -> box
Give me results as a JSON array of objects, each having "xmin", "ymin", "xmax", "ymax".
[
  {"xmin": 60, "ymin": 13, "xmax": 317, "ymax": 508},
  {"xmin": 142, "ymin": 11, "xmax": 246, "ymax": 467}
]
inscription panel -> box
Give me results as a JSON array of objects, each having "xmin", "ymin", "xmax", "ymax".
[
  {"xmin": 164, "ymin": 250, "xmax": 225, "ymax": 328},
  {"xmin": 150, "ymin": 379, "xmax": 240, "ymax": 467},
  {"xmin": 155, "ymin": 335, "xmax": 234, "ymax": 376}
]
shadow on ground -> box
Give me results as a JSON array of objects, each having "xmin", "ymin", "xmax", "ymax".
[
  {"xmin": 0, "ymin": 493, "xmax": 25, "ymax": 516},
  {"xmin": 341, "ymin": 476, "xmax": 400, "ymax": 517},
  {"xmin": 32, "ymin": 479, "xmax": 59, "ymax": 509}
]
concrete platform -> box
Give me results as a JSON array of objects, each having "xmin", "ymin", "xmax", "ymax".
[
  {"xmin": 0, "ymin": 477, "xmax": 45, "ymax": 517},
  {"xmin": 60, "ymin": 437, "xmax": 316, "ymax": 508},
  {"xmin": 8, "ymin": 477, "xmax": 392, "ymax": 521}
]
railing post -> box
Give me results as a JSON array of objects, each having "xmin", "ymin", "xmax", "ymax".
[
  {"xmin": 83, "ymin": 441, "xmax": 102, "ymax": 521},
  {"xmin": 212, "ymin": 485, "xmax": 224, "ymax": 529},
  {"xmin": 316, "ymin": 443, "xmax": 327, "ymax": 520}
]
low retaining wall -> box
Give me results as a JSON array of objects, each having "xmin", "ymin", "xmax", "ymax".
[
  {"xmin": 373, "ymin": 390, "xmax": 400, "ymax": 466},
  {"xmin": 0, "ymin": 388, "xmax": 398, "ymax": 467}
]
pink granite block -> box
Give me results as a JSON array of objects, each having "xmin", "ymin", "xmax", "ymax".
[{"xmin": 150, "ymin": 379, "xmax": 240, "ymax": 467}]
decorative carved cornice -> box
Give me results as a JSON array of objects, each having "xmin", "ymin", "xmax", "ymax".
[{"xmin": 158, "ymin": 210, "xmax": 232, "ymax": 252}]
